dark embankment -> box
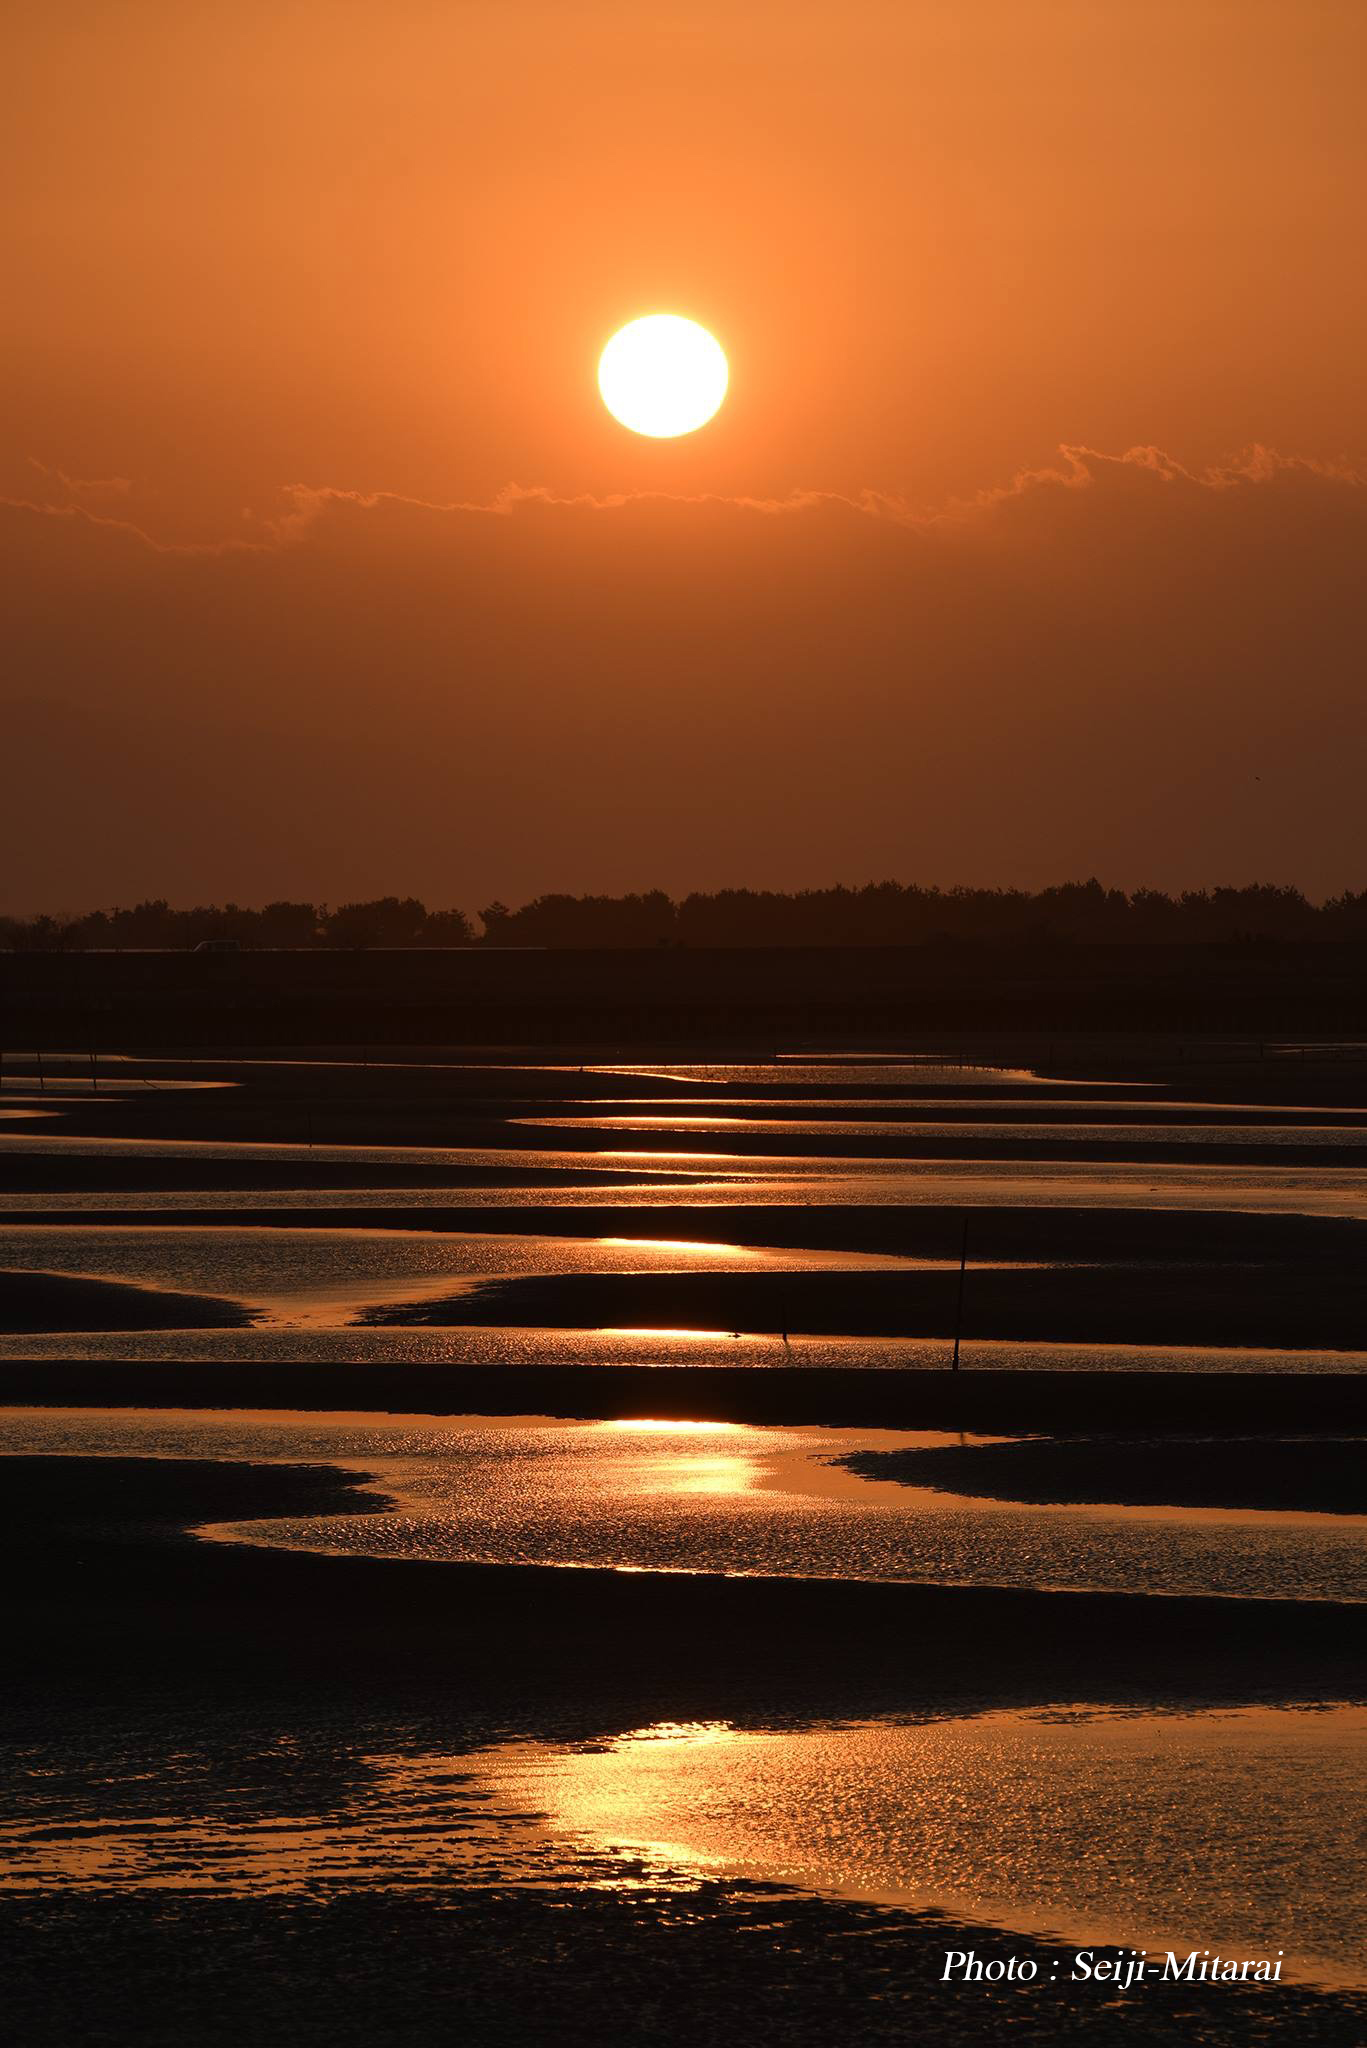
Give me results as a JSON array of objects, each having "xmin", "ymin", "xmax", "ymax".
[
  {"xmin": 0, "ymin": 1270, "xmax": 257, "ymax": 1331},
  {"xmin": 3, "ymin": 1363, "xmax": 1364, "ymax": 1430},
  {"xmin": 11, "ymin": 940, "xmax": 1367, "ymax": 1043},
  {"xmin": 840, "ymin": 1437, "xmax": 1367, "ymax": 1515},
  {"xmin": 357, "ymin": 1265, "xmax": 1367, "ymax": 1349}
]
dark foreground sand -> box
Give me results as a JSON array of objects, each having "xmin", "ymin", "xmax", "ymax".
[
  {"xmin": 3, "ymin": 1454, "xmax": 1365, "ymax": 2047},
  {"xmin": 11, "ymin": 1882, "xmax": 1364, "ymax": 2048}
]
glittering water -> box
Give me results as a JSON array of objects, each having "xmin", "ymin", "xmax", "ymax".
[
  {"xmin": 476, "ymin": 1705, "xmax": 1367, "ymax": 1989},
  {"xmin": 0, "ymin": 1224, "xmax": 923, "ymax": 1327},
  {"xmin": 2, "ymin": 1325, "xmax": 1361, "ymax": 1369},
  {"xmin": 2, "ymin": 1685, "xmax": 1359, "ymax": 1991},
  {"xmin": 522, "ymin": 1114, "xmax": 1367, "ymax": 1147},
  {"xmin": 5, "ymin": 1410, "xmax": 1363, "ymax": 1602}
]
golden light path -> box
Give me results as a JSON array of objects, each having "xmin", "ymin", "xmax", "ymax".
[
  {"xmin": 478, "ymin": 1706, "xmax": 1367, "ymax": 1989},
  {"xmin": 598, "ymin": 315, "xmax": 728, "ymax": 437}
]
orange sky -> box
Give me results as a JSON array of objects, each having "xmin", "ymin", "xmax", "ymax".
[{"xmin": 4, "ymin": 2, "xmax": 1366, "ymax": 910}]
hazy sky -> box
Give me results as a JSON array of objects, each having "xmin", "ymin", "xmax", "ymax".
[{"xmin": 5, "ymin": 2, "xmax": 1365, "ymax": 911}]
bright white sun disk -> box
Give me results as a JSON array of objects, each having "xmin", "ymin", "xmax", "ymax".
[{"xmin": 598, "ymin": 315, "xmax": 728, "ymax": 438}]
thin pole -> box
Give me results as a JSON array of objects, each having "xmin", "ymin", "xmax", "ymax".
[{"xmin": 951, "ymin": 1213, "xmax": 970, "ymax": 1371}]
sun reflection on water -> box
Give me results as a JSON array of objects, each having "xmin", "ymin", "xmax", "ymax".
[
  {"xmin": 596, "ymin": 1237, "xmax": 755, "ymax": 1259},
  {"xmin": 478, "ymin": 1706, "xmax": 1367, "ymax": 1989},
  {"xmin": 600, "ymin": 1419, "xmax": 743, "ymax": 1434},
  {"xmin": 595, "ymin": 1326, "xmax": 755, "ymax": 1342},
  {"xmin": 597, "ymin": 1418, "xmax": 758, "ymax": 1496}
]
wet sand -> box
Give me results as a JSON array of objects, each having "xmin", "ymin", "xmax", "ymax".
[
  {"xmin": 840, "ymin": 1436, "xmax": 1367, "ymax": 1515},
  {"xmin": 12, "ymin": 1877, "xmax": 1363, "ymax": 2048},
  {"xmin": 8, "ymin": 1199, "xmax": 1364, "ymax": 1258},
  {"xmin": 3, "ymin": 1362, "xmax": 1365, "ymax": 1429},
  {"xmin": 355, "ymin": 1263, "xmax": 1367, "ymax": 1348},
  {"xmin": 0, "ymin": 1269, "xmax": 257, "ymax": 1331}
]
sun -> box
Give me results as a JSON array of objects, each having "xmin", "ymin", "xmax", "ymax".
[{"xmin": 598, "ymin": 315, "xmax": 728, "ymax": 438}]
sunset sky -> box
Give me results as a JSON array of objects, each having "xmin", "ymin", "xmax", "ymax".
[{"xmin": 5, "ymin": 1, "xmax": 1366, "ymax": 911}]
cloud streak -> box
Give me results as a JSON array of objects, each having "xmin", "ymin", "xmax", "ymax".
[{"xmin": 4, "ymin": 448, "xmax": 1364, "ymax": 911}]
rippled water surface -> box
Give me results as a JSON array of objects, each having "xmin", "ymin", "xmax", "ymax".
[
  {"xmin": 4, "ymin": 1676, "xmax": 1358, "ymax": 1989},
  {"xmin": 523, "ymin": 1114, "xmax": 1367, "ymax": 1147},
  {"xmin": 0, "ymin": 1224, "xmax": 925, "ymax": 1325},
  {"xmin": 6, "ymin": 1410, "xmax": 1363, "ymax": 1602},
  {"xmin": 477, "ymin": 1706, "xmax": 1367, "ymax": 1988},
  {"xmin": 3, "ymin": 1326, "xmax": 1360, "ymax": 1369}
]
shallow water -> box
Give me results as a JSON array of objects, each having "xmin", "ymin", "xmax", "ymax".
[
  {"xmin": 8, "ymin": 1139, "xmax": 1367, "ymax": 1223},
  {"xmin": 475, "ymin": 1705, "xmax": 1367, "ymax": 1989},
  {"xmin": 8, "ymin": 1158, "xmax": 1367, "ymax": 1220},
  {"xmin": 524, "ymin": 1114, "xmax": 1367, "ymax": 1148},
  {"xmin": 6, "ymin": 1410, "xmax": 1364, "ymax": 1602},
  {"xmin": 2, "ymin": 1326, "xmax": 1363, "ymax": 1370},
  {"xmin": 0, "ymin": 1224, "xmax": 934, "ymax": 1327},
  {"xmin": 586, "ymin": 1159, "xmax": 1367, "ymax": 1219},
  {"xmin": 585, "ymin": 1060, "xmax": 1054, "ymax": 1087},
  {"xmin": 3, "ymin": 1694, "xmax": 1358, "ymax": 1989}
]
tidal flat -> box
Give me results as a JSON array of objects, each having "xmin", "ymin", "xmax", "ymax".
[{"xmin": 2, "ymin": 1040, "xmax": 1365, "ymax": 2044}]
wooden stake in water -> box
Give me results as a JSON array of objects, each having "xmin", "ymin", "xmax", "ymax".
[{"xmin": 951, "ymin": 1214, "xmax": 970, "ymax": 1371}]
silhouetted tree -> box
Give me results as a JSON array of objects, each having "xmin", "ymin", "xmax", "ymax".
[
  {"xmin": 416, "ymin": 907, "xmax": 476, "ymax": 946},
  {"xmin": 4, "ymin": 883, "xmax": 1364, "ymax": 952},
  {"xmin": 323, "ymin": 897, "xmax": 433, "ymax": 948},
  {"xmin": 256, "ymin": 901, "xmax": 322, "ymax": 948}
]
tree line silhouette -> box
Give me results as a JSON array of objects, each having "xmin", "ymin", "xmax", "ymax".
[
  {"xmin": 1, "ymin": 897, "xmax": 475, "ymax": 953},
  {"xmin": 6, "ymin": 881, "xmax": 1367, "ymax": 951}
]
